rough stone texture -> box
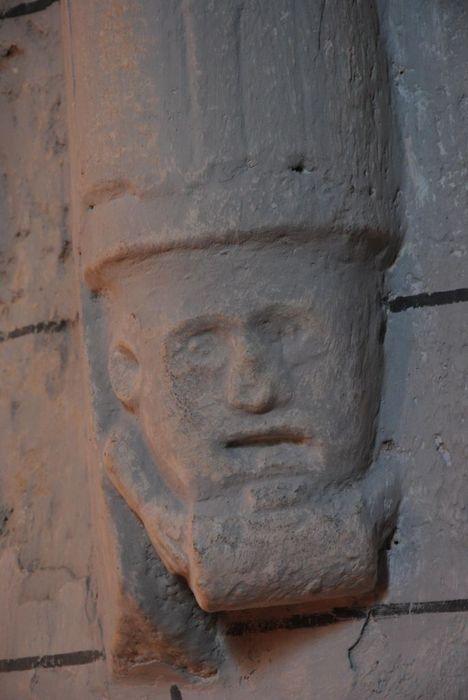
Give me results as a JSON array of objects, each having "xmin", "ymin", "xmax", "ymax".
[
  {"xmin": 0, "ymin": 5, "xmax": 74, "ymax": 329},
  {"xmin": 0, "ymin": 332, "xmax": 98, "ymax": 660},
  {"xmin": 63, "ymin": 0, "xmax": 402, "ymax": 679},
  {"xmin": 0, "ymin": 0, "xmax": 467, "ymax": 698},
  {"xmin": 374, "ymin": 0, "xmax": 468, "ymax": 606},
  {"xmin": 380, "ymin": 303, "xmax": 468, "ymax": 602},
  {"xmin": 347, "ymin": 614, "xmax": 468, "ymax": 700},
  {"xmin": 0, "ymin": 662, "xmax": 107, "ymax": 700},
  {"xmin": 102, "ymin": 241, "xmax": 397, "ymax": 616},
  {"xmin": 67, "ymin": 0, "xmax": 399, "ymax": 282},
  {"xmin": 0, "ymin": 5, "xmax": 101, "ymax": 698},
  {"xmin": 106, "ymin": 614, "xmax": 468, "ymax": 700},
  {"xmin": 379, "ymin": 0, "xmax": 468, "ymax": 296}
]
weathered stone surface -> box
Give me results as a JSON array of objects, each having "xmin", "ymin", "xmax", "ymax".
[
  {"xmin": 102, "ymin": 241, "xmax": 397, "ymax": 614},
  {"xmin": 0, "ymin": 0, "xmax": 467, "ymax": 697},
  {"xmin": 0, "ymin": 7, "xmax": 74, "ymax": 329},
  {"xmin": 63, "ymin": 0, "xmax": 402, "ymax": 678},
  {"xmin": 347, "ymin": 613, "xmax": 468, "ymax": 700},
  {"xmin": 379, "ymin": 0, "xmax": 468, "ymax": 295},
  {"xmin": 0, "ymin": 5, "xmax": 100, "ymax": 698},
  {"xmin": 379, "ymin": 303, "xmax": 468, "ymax": 601},
  {"xmin": 107, "ymin": 613, "xmax": 468, "ymax": 699},
  {"xmin": 0, "ymin": 0, "xmax": 26, "ymax": 15},
  {"xmin": 0, "ymin": 660, "xmax": 107, "ymax": 700},
  {"xmin": 0, "ymin": 331, "xmax": 100, "ymax": 661}
]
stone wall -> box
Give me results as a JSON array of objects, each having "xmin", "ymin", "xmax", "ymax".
[
  {"xmin": 0, "ymin": 3, "xmax": 105, "ymax": 697},
  {"xmin": 0, "ymin": 1, "xmax": 467, "ymax": 698}
]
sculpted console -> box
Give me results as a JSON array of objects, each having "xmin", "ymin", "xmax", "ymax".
[
  {"xmin": 64, "ymin": 0, "xmax": 402, "ymax": 679},
  {"xmin": 102, "ymin": 235, "xmax": 397, "ymax": 613}
]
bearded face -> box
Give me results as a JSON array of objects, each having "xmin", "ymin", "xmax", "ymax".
[{"xmin": 104, "ymin": 239, "xmax": 396, "ymax": 611}]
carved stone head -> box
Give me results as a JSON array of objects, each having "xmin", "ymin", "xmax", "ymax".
[
  {"xmin": 66, "ymin": 0, "xmax": 401, "ymax": 675},
  {"xmin": 93, "ymin": 229, "xmax": 398, "ymax": 613}
]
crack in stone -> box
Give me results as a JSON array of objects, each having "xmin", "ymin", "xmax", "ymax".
[
  {"xmin": 317, "ymin": 0, "xmax": 326, "ymax": 52},
  {"xmin": 347, "ymin": 610, "xmax": 372, "ymax": 671}
]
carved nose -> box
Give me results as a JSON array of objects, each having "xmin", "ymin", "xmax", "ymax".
[{"xmin": 226, "ymin": 334, "xmax": 277, "ymax": 414}]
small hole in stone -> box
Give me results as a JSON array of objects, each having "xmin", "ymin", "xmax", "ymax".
[
  {"xmin": 385, "ymin": 527, "xmax": 398, "ymax": 551},
  {"xmin": 381, "ymin": 439, "xmax": 395, "ymax": 451},
  {"xmin": 1, "ymin": 44, "xmax": 22, "ymax": 60},
  {"xmin": 289, "ymin": 160, "xmax": 305, "ymax": 173},
  {"xmin": 170, "ymin": 685, "xmax": 183, "ymax": 700}
]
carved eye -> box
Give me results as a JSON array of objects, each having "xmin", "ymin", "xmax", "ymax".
[
  {"xmin": 279, "ymin": 318, "xmax": 301, "ymax": 339},
  {"xmin": 168, "ymin": 328, "xmax": 226, "ymax": 375},
  {"xmin": 281, "ymin": 322, "xmax": 328, "ymax": 361},
  {"xmin": 108, "ymin": 343, "xmax": 141, "ymax": 412},
  {"xmin": 256, "ymin": 317, "xmax": 283, "ymax": 341},
  {"xmin": 256, "ymin": 314, "xmax": 303, "ymax": 344},
  {"xmin": 186, "ymin": 332, "xmax": 217, "ymax": 359}
]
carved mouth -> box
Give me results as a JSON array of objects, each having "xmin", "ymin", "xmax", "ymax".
[{"xmin": 225, "ymin": 431, "xmax": 310, "ymax": 449}]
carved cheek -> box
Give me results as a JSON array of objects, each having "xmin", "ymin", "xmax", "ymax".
[{"xmin": 279, "ymin": 325, "xmax": 331, "ymax": 406}]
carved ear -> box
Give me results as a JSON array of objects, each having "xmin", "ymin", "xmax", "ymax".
[{"xmin": 108, "ymin": 343, "xmax": 141, "ymax": 413}]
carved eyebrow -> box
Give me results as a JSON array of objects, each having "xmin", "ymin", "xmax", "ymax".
[
  {"xmin": 169, "ymin": 315, "xmax": 226, "ymax": 338},
  {"xmin": 168, "ymin": 304, "xmax": 314, "ymax": 340},
  {"xmin": 249, "ymin": 302, "xmax": 312, "ymax": 323}
]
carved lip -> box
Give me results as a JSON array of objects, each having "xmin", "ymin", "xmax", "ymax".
[{"xmin": 225, "ymin": 429, "xmax": 311, "ymax": 449}]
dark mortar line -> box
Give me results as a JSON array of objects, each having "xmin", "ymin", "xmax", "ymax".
[
  {"xmin": 0, "ymin": 0, "xmax": 58, "ymax": 18},
  {"xmin": 2, "ymin": 601, "xmax": 467, "ymax": 669},
  {"xmin": 388, "ymin": 288, "xmax": 468, "ymax": 313},
  {"xmin": 0, "ymin": 649, "xmax": 104, "ymax": 673},
  {"xmin": 0, "ymin": 318, "xmax": 70, "ymax": 343},
  {"xmin": 225, "ymin": 598, "xmax": 468, "ymax": 636}
]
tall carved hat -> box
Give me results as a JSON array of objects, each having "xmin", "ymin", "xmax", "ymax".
[{"xmin": 66, "ymin": 0, "xmax": 400, "ymax": 288}]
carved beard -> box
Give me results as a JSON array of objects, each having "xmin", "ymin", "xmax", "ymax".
[{"xmin": 104, "ymin": 417, "xmax": 400, "ymax": 613}]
